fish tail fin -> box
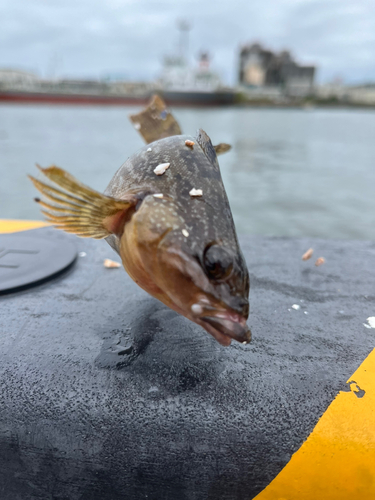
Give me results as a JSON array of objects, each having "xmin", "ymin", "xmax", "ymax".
[{"xmin": 29, "ymin": 165, "xmax": 139, "ymax": 239}]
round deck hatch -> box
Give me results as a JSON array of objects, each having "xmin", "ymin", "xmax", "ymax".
[{"xmin": 0, "ymin": 231, "xmax": 77, "ymax": 294}]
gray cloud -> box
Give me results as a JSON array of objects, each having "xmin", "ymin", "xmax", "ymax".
[{"xmin": 1, "ymin": 0, "xmax": 374, "ymax": 84}]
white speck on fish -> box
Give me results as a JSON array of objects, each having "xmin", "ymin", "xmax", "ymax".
[
  {"xmin": 182, "ymin": 229, "xmax": 189, "ymax": 237},
  {"xmin": 153, "ymin": 193, "xmax": 163, "ymax": 198},
  {"xmin": 134, "ymin": 123, "xmax": 141, "ymax": 130},
  {"xmin": 147, "ymin": 147, "xmax": 152, "ymax": 152},
  {"xmin": 292, "ymin": 304, "xmax": 300, "ymax": 310},
  {"xmin": 78, "ymin": 251, "xmax": 86, "ymax": 257},
  {"xmin": 189, "ymin": 188, "xmax": 203, "ymax": 197},
  {"xmin": 304, "ymin": 311, "xmax": 309, "ymax": 315},
  {"xmin": 154, "ymin": 163, "xmax": 170, "ymax": 175},
  {"xmin": 191, "ymin": 304, "xmax": 203, "ymax": 315}
]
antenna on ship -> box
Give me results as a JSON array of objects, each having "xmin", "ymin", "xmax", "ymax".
[{"xmin": 177, "ymin": 20, "xmax": 191, "ymax": 61}]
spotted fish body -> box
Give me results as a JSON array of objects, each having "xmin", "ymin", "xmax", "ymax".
[
  {"xmin": 29, "ymin": 98, "xmax": 251, "ymax": 346},
  {"xmin": 105, "ymin": 131, "xmax": 238, "ymax": 259}
]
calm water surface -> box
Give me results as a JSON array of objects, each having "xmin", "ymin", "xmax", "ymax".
[{"xmin": 1, "ymin": 104, "xmax": 374, "ymax": 240}]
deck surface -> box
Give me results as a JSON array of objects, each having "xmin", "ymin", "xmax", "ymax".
[{"xmin": 0, "ymin": 225, "xmax": 374, "ymax": 499}]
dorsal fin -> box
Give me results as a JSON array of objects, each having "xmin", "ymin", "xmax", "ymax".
[
  {"xmin": 196, "ymin": 129, "xmax": 219, "ymax": 165},
  {"xmin": 129, "ymin": 95, "xmax": 182, "ymax": 144}
]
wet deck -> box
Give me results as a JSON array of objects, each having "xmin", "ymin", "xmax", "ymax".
[{"xmin": 1, "ymin": 223, "xmax": 374, "ymax": 499}]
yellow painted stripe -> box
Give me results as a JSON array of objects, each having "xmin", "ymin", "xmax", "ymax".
[
  {"xmin": 255, "ymin": 348, "xmax": 375, "ymax": 499},
  {"xmin": 0, "ymin": 219, "xmax": 49, "ymax": 233}
]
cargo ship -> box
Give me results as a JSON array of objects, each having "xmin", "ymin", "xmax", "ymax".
[
  {"xmin": 0, "ymin": 24, "xmax": 235, "ymax": 107},
  {"xmin": 155, "ymin": 50, "xmax": 235, "ymax": 106},
  {"xmin": 0, "ymin": 86, "xmax": 235, "ymax": 107},
  {"xmin": 0, "ymin": 50, "xmax": 235, "ymax": 108}
]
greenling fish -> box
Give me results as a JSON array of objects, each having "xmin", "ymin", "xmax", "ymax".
[{"xmin": 29, "ymin": 96, "xmax": 251, "ymax": 346}]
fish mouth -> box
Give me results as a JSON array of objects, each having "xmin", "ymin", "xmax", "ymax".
[{"xmin": 199, "ymin": 314, "xmax": 251, "ymax": 347}]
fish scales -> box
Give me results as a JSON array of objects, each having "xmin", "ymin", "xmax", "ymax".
[{"xmin": 105, "ymin": 133, "xmax": 237, "ymax": 253}]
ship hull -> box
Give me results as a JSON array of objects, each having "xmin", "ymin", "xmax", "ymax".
[
  {"xmin": 0, "ymin": 89, "xmax": 236, "ymax": 107},
  {"xmin": 159, "ymin": 90, "xmax": 236, "ymax": 106},
  {"xmin": 0, "ymin": 91, "xmax": 150, "ymax": 107}
]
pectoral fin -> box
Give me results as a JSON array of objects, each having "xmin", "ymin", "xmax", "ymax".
[
  {"xmin": 29, "ymin": 165, "xmax": 145, "ymax": 239},
  {"xmin": 129, "ymin": 94, "xmax": 182, "ymax": 144}
]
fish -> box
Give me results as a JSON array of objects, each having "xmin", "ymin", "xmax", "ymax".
[{"xmin": 29, "ymin": 95, "xmax": 251, "ymax": 347}]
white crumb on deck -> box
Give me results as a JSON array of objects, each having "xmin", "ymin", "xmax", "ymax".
[
  {"xmin": 364, "ymin": 317, "xmax": 375, "ymax": 329},
  {"xmin": 103, "ymin": 258, "xmax": 121, "ymax": 268},
  {"xmin": 302, "ymin": 248, "xmax": 313, "ymax": 261},
  {"xmin": 315, "ymin": 257, "xmax": 325, "ymax": 266}
]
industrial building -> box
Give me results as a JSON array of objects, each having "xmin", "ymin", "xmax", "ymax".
[{"xmin": 239, "ymin": 43, "xmax": 315, "ymax": 96}]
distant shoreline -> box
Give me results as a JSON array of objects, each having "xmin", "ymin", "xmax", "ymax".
[{"xmin": 1, "ymin": 90, "xmax": 375, "ymax": 109}]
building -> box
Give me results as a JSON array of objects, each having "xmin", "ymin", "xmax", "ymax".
[{"xmin": 239, "ymin": 43, "xmax": 315, "ymax": 96}]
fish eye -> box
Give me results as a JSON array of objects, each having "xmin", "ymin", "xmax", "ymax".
[{"xmin": 203, "ymin": 244, "xmax": 234, "ymax": 281}]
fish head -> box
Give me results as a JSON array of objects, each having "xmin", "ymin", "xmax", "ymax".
[
  {"xmin": 156, "ymin": 228, "xmax": 251, "ymax": 347},
  {"xmin": 123, "ymin": 195, "xmax": 251, "ymax": 347}
]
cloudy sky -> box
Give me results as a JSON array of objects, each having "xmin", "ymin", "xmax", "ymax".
[{"xmin": 1, "ymin": 0, "xmax": 374, "ymax": 85}]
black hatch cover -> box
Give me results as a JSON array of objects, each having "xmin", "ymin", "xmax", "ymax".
[{"xmin": 0, "ymin": 230, "xmax": 77, "ymax": 294}]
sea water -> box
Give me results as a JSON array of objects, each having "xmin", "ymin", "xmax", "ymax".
[{"xmin": 1, "ymin": 104, "xmax": 374, "ymax": 240}]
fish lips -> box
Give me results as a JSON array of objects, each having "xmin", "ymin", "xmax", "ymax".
[{"xmin": 199, "ymin": 315, "xmax": 251, "ymax": 346}]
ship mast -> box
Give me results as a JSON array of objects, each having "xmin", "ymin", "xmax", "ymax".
[{"xmin": 177, "ymin": 20, "xmax": 191, "ymax": 61}]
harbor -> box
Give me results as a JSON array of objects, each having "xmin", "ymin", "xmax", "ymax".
[{"xmin": 1, "ymin": 25, "xmax": 375, "ymax": 109}]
